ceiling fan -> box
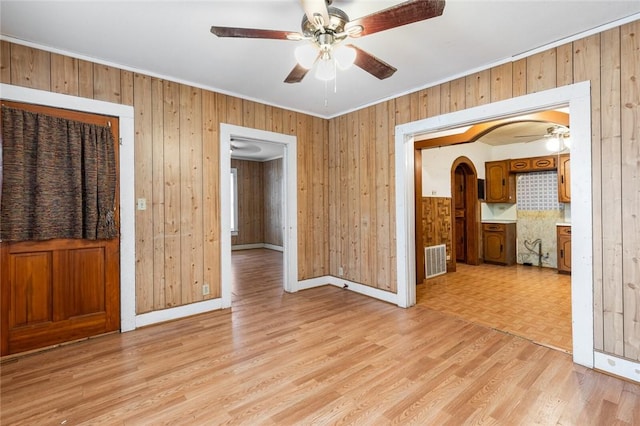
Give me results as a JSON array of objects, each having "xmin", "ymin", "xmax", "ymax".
[
  {"xmin": 514, "ymin": 124, "xmax": 571, "ymax": 151},
  {"xmin": 210, "ymin": 0, "xmax": 445, "ymax": 83},
  {"xmin": 514, "ymin": 124, "xmax": 570, "ymax": 140}
]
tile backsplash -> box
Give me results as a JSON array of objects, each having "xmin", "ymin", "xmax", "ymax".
[{"xmin": 516, "ymin": 171, "xmax": 562, "ymax": 211}]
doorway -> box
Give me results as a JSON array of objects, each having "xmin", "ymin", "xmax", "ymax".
[
  {"xmin": 451, "ymin": 157, "xmax": 479, "ymax": 267},
  {"xmin": 219, "ymin": 124, "xmax": 297, "ymax": 308},
  {"xmin": 416, "ymin": 115, "xmax": 574, "ymax": 352},
  {"xmin": 1, "ymin": 101, "xmax": 120, "ymax": 355},
  {"xmin": 394, "ymin": 82, "xmax": 593, "ymax": 367},
  {"xmin": 1, "ymin": 82, "xmax": 135, "ymax": 335}
]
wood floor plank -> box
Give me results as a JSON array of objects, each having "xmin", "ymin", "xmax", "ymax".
[{"xmin": 1, "ymin": 249, "xmax": 638, "ymax": 424}]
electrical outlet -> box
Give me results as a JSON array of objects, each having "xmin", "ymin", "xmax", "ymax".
[
  {"xmin": 338, "ymin": 266, "xmax": 344, "ymax": 276},
  {"xmin": 446, "ymin": 255, "xmax": 451, "ymax": 260},
  {"xmin": 136, "ymin": 198, "xmax": 147, "ymax": 210},
  {"xmin": 202, "ymin": 283, "xmax": 210, "ymax": 296}
]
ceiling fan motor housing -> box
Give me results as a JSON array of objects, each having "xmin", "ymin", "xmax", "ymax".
[{"xmin": 301, "ymin": 6, "xmax": 350, "ymax": 39}]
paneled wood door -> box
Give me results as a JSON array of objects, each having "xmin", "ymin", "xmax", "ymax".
[
  {"xmin": 1, "ymin": 101, "xmax": 120, "ymax": 356},
  {"xmin": 454, "ymin": 167, "xmax": 466, "ymax": 262}
]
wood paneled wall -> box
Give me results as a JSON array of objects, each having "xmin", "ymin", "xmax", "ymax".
[
  {"xmin": 231, "ymin": 159, "xmax": 264, "ymax": 246},
  {"xmin": 264, "ymin": 158, "xmax": 283, "ymax": 247},
  {"xmin": 421, "ymin": 197, "xmax": 453, "ymax": 271},
  {"xmin": 328, "ymin": 102, "xmax": 397, "ymax": 292},
  {"xmin": 328, "ymin": 21, "xmax": 640, "ymax": 361},
  {"xmin": 0, "ymin": 41, "xmax": 329, "ymax": 314},
  {"xmin": 230, "ymin": 158, "xmax": 282, "ymax": 247}
]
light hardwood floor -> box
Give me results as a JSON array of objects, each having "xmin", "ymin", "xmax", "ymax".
[
  {"xmin": 1, "ymin": 249, "xmax": 639, "ymax": 424},
  {"xmin": 417, "ymin": 262, "xmax": 572, "ymax": 353}
]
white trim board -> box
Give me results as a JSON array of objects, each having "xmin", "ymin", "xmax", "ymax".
[
  {"xmin": 594, "ymin": 352, "xmax": 640, "ymax": 384},
  {"xmin": 232, "ymin": 243, "xmax": 284, "ymax": 252},
  {"xmin": 135, "ymin": 298, "xmax": 223, "ymax": 329},
  {"xmin": 298, "ymin": 276, "xmax": 398, "ymax": 305},
  {"xmin": 0, "ymin": 83, "xmax": 137, "ymax": 333},
  {"xmin": 394, "ymin": 82, "xmax": 595, "ymax": 370}
]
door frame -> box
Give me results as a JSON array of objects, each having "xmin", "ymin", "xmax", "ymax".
[
  {"xmin": 0, "ymin": 83, "xmax": 137, "ymax": 333},
  {"xmin": 394, "ymin": 82, "xmax": 593, "ymax": 368},
  {"xmin": 219, "ymin": 124, "xmax": 298, "ymax": 307}
]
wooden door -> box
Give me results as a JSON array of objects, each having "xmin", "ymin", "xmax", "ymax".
[
  {"xmin": 1, "ymin": 102, "xmax": 120, "ymax": 356},
  {"xmin": 454, "ymin": 167, "xmax": 466, "ymax": 262}
]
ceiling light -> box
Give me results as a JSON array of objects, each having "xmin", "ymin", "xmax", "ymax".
[
  {"xmin": 334, "ymin": 45, "xmax": 356, "ymax": 69},
  {"xmin": 546, "ymin": 136, "xmax": 562, "ymax": 152},
  {"xmin": 295, "ymin": 44, "xmax": 318, "ymax": 69},
  {"xmin": 315, "ymin": 57, "xmax": 336, "ymax": 81}
]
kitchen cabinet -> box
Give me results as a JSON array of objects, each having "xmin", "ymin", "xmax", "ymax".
[
  {"xmin": 485, "ymin": 160, "xmax": 515, "ymax": 203},
  {"xmin": 557, "ymin": 225, "xmax": 572, "ymax": 274},
  {"xmin": 558, "ymin": 154, "xmax": 571, "ymax": 202},
  {"xmin": 509, "ymin": 155, "xmax": 557, "ymax": 172},
  {"xmin": 482, "ymin": 222, "xmax": 516, "ymax": 265}
]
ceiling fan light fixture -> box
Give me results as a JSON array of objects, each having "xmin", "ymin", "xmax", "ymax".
[
  {"xmin": 315, "ymin": 57, "xmax": 336, "ymax": 81},
  {"xmin": 334, "ymin": 44, "xmax": 356, "ymax": 69},
  {"xmin": 295, "ymin": 43, "xmax": 318, "ymax": 69},
  {"xmin": 546, "ymin": 136, "xmax": 565, "ymax": 152}
]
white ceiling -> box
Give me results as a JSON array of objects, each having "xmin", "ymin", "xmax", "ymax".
[{"xmin": 1, "ymin": 1, "xmax": 639, "ymax": 119}]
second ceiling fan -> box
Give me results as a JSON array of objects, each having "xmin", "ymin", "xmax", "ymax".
[{"xmin": 211, "ymin": 0, "xmax": 446, "ymax": 83}]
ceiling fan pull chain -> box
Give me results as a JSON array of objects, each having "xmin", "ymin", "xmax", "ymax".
[{"xmin": 324, "ymin": 80, "xmax": 329, "ymax": 108}]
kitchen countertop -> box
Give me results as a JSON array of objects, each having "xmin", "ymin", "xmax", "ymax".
[
  {"xmin": 556, "ymin": 222, "xmax": 572, "ymax": 226},
  {"xmin": 481, "ymin": 220, "xmax": 517, "ymax": 224}
]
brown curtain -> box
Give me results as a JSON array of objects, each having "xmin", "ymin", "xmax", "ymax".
[{"xmin": 1, "ymin": 105, "xmax": 117, "ymax": 241}]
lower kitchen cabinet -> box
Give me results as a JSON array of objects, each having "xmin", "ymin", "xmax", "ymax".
[
  {"xmin": 557, "ymin": 225, "xmax": 572, "ymax": 274},
  {"xmin": 482, "ymin": 222, "xmax": 516, "ymax": 266}
]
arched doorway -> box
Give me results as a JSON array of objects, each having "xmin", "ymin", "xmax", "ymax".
[{"xmin": 451, "ymin": 157, "xmax": 479, "ymax": 269}]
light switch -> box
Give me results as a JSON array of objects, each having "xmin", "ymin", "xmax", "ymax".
[{"xmin": 137, "ymin": 198, "xmax": 147, "ymax": 210}]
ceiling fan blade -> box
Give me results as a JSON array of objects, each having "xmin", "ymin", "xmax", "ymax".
[
  {"xmin": 284, "ymin": 63, "xmax": 310, "ymax": 83},
  {"xmin": 300, "ymin": 0, "xmax": 331, "ymax": 28},
  {"xmin": 348, "ymin": 45, "xmax": 397, "ymax": 80},
  {"xmin": 211, "ymin": 26, "xmax": 300, "ymax": 40},
  {"xmin": 346, "ymin": 0, "xmax": 445, "ymax": 37}
]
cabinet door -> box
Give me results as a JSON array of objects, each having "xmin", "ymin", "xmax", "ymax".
[
  {"xmin": 557, "ymin": 226, "xmax": 572, "ymax": 273},
  {"xmin": 484, "ymin": 232, "xmax": 506, "ymax": 263},
  {"xmin": 485, "ymin": 161, "xmax": 514, "ymax": 203},
  {"xmin": 509, "ymin": 159, "xmax": 530, "ymax": 172},
  {"xmin": 558, "ymin": 154, "xmax": 571, "ymax": 202},
  {"xmin": 532, "ymin": 156, "xmax": 556, "ymax": 171}
]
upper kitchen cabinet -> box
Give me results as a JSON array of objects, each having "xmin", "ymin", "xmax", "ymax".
[
  {"xmin": 509, "ymin": 155, "xmax": 557, "ymax": 172},
  {"xmin": 485, "ymin": 160, "xmax": 516, "ymax": 203},
  {"xmin": 558, "ymin": 154, "xmax": 571, "ymax": 202}
]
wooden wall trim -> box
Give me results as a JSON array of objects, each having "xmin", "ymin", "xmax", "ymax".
[{"xmin": 414, "ymin": 110, "xmax": 569, "ymax": 149}]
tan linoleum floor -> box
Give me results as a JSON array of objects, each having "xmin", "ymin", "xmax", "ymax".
[{"xmin": 417, "ymin": 262, "xmax": 572, "ymax": 353}]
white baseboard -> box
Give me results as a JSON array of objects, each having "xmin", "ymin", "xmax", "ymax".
[
  {"xmin": 232, "ymin": 243, "xmax": 264, "ymax": 251},
  {"xmin": 297, "ymin": 275, "xmax": 398, "ymax": 305},
  {"xmin": 135, "ymin": 298, "xmax": 224, "ymax": 329},
  {"xmin": 594, "ymin": 351, "xmax": 640, "ymax": 383},
  {"xmin": 232, "ymin": 243, "xmax": 284, "ymax": 251}
]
